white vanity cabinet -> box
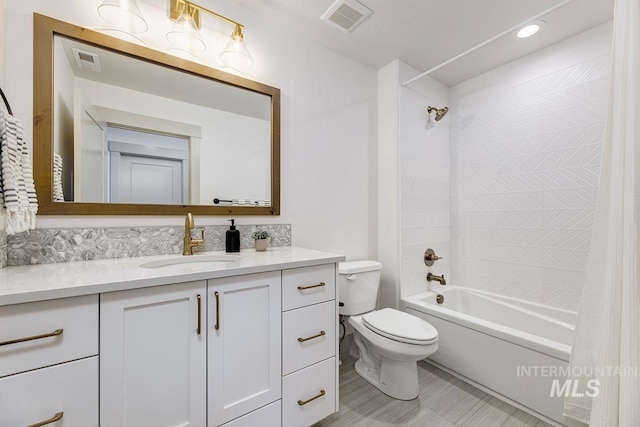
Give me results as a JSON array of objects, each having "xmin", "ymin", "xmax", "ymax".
[
  {"xmin": 281, "ymin": 264, "xmax": 338, "ymax": 427},
  {"xmin": 100, "ymin": 281, "xmax": 207, "ymax": 427},
  {"xmin": 208, "ymin": 271, "xmax": 282, "ymax": 426},
  {"xmin": 0, "ymin": 295, "xmax": 99, "ymax": 426},
  {"xmin": 0, "ymin": 248, "xmax": 343, "ymax": 427}
]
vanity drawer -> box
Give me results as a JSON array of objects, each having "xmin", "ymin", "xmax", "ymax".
[
  {"xmin": 0, "ymin": 356, "xmax": 98, "ymax": 427},
  {"xmin": 282, "ymin": 301, "xmax": 336, "ymax": 375},
  {"xmin": 282, "ymin": 357, "xmax": 336, "ymax": 427},
  {"xmin": 282, "ymin": 264, "xmax": 335, "ymax": 311},
  {"xmin": 0, "ymin": 294, "xmax": 98, "ymax": 377},
  {"xmin": 221, "ymin": 400, "xmax": 281, "ymax": 427}
]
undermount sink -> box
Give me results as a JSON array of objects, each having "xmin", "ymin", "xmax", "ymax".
[{"xmin": 140, "ymin": 254, "xmax": 242, "ymax": 269}]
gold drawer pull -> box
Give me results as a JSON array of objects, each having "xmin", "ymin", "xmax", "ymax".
[
  {"xmin": 28, "ymin": 411, "xmax": 63, "ymax": 427},
  {"xmin": 298, "ymin": 330, "xmax": 326, "ymax": 343},
  {"xmin": 214, "ymin": 291, "xmax": 220, "ymax": 331},
  {"xmin": 297, "ymin": 282, "xmax": 325, "ymax": 291},
  {"xmin": 298, "ymin": 389, "xmax": 325, "ymax": 406},
  {"xmin": 0, "ymin": 329, "xmax": 63, "ymax": 347},
  {"xmin": 196, "ymin": 294, "xmax": 202, "ymax": 335}
]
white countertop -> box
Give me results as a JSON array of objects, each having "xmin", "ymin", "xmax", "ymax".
[{"xmin": 0, "ymin": 247, "xmax": 345, "ymax": 306}]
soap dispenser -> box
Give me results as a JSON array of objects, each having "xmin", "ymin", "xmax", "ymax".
[{"xmin": 225, "ymin": 219, "xmax": 240, "ymax": 253}]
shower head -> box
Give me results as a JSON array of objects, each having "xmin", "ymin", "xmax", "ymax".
[{"xmin": 427, "ymin": 106, "xmax": 449, "ymax": 121}]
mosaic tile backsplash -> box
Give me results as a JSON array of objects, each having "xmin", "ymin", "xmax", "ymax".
[
  {"xmin": 6, "ymin": 224, "xmax": 291, "ymax": 266},
  {"xmin": 0, "ymin": 229, "xmax": 7, "ymax": 269}
]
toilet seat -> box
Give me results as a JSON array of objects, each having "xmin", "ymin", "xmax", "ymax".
[{"xmin": 362, "ymin": 308, "xmax": 438, "ymax": 345}]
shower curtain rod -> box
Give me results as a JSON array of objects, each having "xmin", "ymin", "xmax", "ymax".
[{"xmin": 401, "ymin": 0, "xmax": 577, "ymax": 87}]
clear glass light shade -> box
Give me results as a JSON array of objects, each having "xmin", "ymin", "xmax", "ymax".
[
  {"xmin": 166, "ymin": 13, "xmax": 206, "ymax": 52},
  {"xmin": 220, "ymin": 36, "xmax": 253, "ymax": 69},
  {"xmin": 97, "ymin": 0, "xmax": 148, "ymax": 33}
]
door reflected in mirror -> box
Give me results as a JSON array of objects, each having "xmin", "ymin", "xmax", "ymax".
[
  {"xmin": 35, "ymin": 14, "xmax": 280, "ymax": 215},
  {"xmin": 104, "ymin": 127, "xmax": 189, "ymax": 205}
]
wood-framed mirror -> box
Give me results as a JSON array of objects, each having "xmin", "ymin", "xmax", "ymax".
[{"xmin": 33, "ymin": 13, "xmax": 280, "ymax": 216}]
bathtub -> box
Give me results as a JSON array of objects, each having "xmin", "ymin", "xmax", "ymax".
[{"xmin": 402, "ymin": 286, "xmax": 577, "ymax": 426}]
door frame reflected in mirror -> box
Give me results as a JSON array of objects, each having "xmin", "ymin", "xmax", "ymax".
[{"xmin": 33, "ymin": 13, "xmax": 280, "ymax": 216}]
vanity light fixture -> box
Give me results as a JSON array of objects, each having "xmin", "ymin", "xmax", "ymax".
[
  {"xmin": 97, "ymin": 0, "xmax": 149, "ymax": 34},
  {"xmin": 166, "ymin": 1, "xmax": 206, "ymax": 52},
  {"xmin": 515, "ymin": 20, "xmax": 546, "ymax": 39},
  {"xmin": 167, "ymin": 0, "xmax": 253, "ymax": 68}
]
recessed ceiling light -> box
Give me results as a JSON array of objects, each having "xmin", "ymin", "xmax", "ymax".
[{"xmin": 516, "ymin": 20, "xmax": 546, "ymax": 39}]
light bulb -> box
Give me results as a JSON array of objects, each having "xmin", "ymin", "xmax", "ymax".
[{"xmin": 516, "ymin": 21, "xmax": 546, "ymax": 39}]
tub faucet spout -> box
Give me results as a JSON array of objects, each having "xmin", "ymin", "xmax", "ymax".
[{"xmin": 427, "ymin": 272, "xmax": 446, "ymax": 285}]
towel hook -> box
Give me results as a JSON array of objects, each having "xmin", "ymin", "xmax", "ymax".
[{"xmin": 0, "ymin": 87, "xmax": 13, "ymax": 115}]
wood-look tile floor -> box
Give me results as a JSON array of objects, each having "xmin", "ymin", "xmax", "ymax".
[{"xmin": 315, "ymin": 356, "xmax": 553, "ymax": 427}]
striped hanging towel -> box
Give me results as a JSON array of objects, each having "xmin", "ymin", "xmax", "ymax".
[
  {"xmin": 0, "ymin": 110, "xmax": 38, "ymax": 234},
  {"xmin": 53, "ymin": 153, "xmax": 64, "ymax": 202}
]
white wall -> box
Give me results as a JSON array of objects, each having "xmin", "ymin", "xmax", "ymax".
[
  {"xmin": 0, "ymin": 0, "xmax": 4, "ymax": 87},
  {"xmin": 377, "ymin": 60, "xmax": 401, "ymax": 309},
  {"xmin": 0, "ymin": 0, "xmax": 5, "ymax": 232},
  {"xmin": 3, "ymin": 0, "xmax": 377, "ymax": 260},
  {"xmin": 449, "ymin": 23, "xmax": 612, "ymax": 311}
]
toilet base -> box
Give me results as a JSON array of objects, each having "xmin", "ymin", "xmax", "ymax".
[{"xmin": 353, "ymin": 333, "xmax": 420, "ymax": 400}]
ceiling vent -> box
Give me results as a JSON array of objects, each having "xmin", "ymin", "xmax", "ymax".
[
  {"xmin": 321, "ymin": 0, "xmax": 373, "ymax": 33},
  {"xmin": 72, "ymin": 48, "xmax": 101, "ymax": 72}
]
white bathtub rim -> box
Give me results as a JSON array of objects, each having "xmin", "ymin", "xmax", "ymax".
[
  {"xmin": 404, "ymin": 287, "xmax": 576, "ymax": 332},
  {"xmin": 403, "ymin": 292, "xmax": 571, "ymax": 362},
  {"xmin": 463, "ymin": 287, "xmax": 578, "ymax": 325},
  {"xmin": 459, "ymin": 288, "xmax": 576, "ymax": 331}
]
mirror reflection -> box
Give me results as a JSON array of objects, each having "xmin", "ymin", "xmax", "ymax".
[
  {"xmin": 34, "ymin": 13, "xmax": 280, "ymax": 216},
  {"xmin": 53, "ymin": 36, "xmax": 271, "ymax": 207}
]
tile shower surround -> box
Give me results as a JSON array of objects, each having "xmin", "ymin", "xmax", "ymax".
[
  {"xmin": 450, "ymin": 53, "xmax": 610, "ymax": 311},
  {"xmin": 5, "ymin": 224, "xmax": 291, "ymax": 266},
  {"xmin": 400, "ymin": 85, "xmax": 451, "ymax": 299}
]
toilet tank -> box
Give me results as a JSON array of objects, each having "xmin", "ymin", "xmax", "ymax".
[{"xmin": 338, "ymin": 260, "xmax": 382, "ymax": 316}]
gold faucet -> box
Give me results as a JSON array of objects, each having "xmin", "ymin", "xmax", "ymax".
[
  {"xmin": 427, "ymin": 272, "xmax": 446, "ymax": 285},
  {"xmin": 183, "ymin": 212, "xmax": 204, "ymax": 255}
]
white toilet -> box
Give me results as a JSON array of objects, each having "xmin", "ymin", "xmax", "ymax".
[{"xmin": 339, "ymin": 260, "xmax": 438, "ymax": 400}]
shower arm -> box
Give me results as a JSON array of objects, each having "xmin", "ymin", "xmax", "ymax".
[{"xmin": 427, "ymin": 106, "xmax": 449, "ymax": 121}]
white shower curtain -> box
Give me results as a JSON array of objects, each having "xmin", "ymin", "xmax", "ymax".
[{"xmin": 563, "ymin": 0, "xmax": 639, "ymax": 425}]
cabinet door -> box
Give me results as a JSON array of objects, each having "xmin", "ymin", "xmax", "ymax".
[
  {"xmin": 208, "ymin": 271, "xmax": 281, "ymax": 426},
  {"xmin": 100, "ymin": 281, "xmax": 206, "ymax": 427}
]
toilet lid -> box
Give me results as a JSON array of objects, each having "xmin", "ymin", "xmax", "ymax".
[
  {"xmin": 339, "ymin": 260, "xmax": 382, "ymax": 274},
  {"xmin": 362, "ymin": 308, "xmax": 438, "ymax": 345}
]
